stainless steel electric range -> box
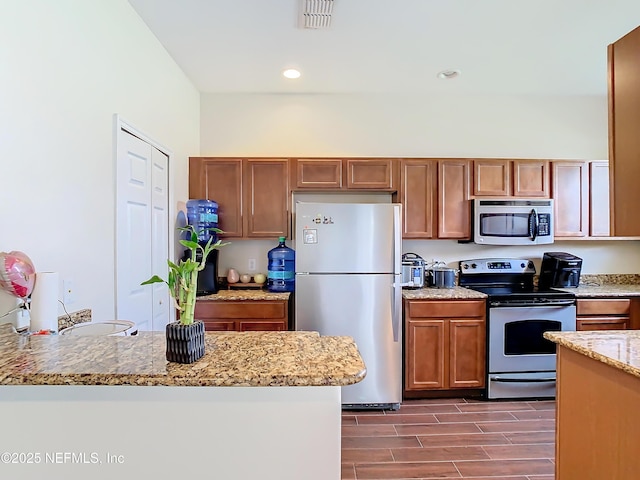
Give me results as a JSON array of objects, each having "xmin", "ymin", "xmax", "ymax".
[{"xmin": 458, "ymin": 258, "xmax": 576, "ymax": 400}]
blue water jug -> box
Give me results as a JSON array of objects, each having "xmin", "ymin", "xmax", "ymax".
[
  {"xmin": 267, "ymin": 236, "xmax": 295, "ymax": 292},
  {"xmin": 186, "ymin": 199, "xmax": 219, "ymax": 243}
]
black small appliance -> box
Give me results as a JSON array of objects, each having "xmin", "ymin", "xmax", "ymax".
[
  {"xmin": 183, "ymin": 248, "xmax": 219, "ymax": 295},
  {"xmin": 538, "ymin": 252, "xmax": 582, "ymax": 290}
]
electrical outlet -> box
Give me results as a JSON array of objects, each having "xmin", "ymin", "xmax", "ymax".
[
  {"xmin": 63, "ymin": 279, "xmax": 75, "ymax": 305},
  {"xmin": 248, "ymin": 258, "xmax": 257, "ymax": 272}
]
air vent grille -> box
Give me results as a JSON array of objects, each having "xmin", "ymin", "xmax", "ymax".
[{"xmin": 300, "ymin": 0, "xmax": 335, "ymax": 29}]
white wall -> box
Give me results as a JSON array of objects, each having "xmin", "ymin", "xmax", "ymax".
[
  {"xmin": 0, "ymin": 1, "xmax": 200, "ymax": 321},
  {"xmin": 200, "ymin": 93, "xmax": 640, "ymax": 275}
]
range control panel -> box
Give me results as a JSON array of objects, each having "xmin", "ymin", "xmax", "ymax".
[{"xmin": 459, "ymin": 258, "xmax": 536, "ymax": 275}]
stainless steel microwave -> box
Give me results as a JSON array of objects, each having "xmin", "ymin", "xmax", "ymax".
[{"xmin": 474, "ymin": 198, "xmax": 554, "ymax": 245}]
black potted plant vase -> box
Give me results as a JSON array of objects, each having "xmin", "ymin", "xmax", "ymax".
[{"xmin": 165, "ymin": 320, "xmax": 206, "ymax": 364}]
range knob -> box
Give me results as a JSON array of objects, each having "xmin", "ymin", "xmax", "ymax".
[
  {"xmin": 471, "ymin": 263, "xmax": 477, "ymax": 269},
  {"xmin": 462, "ymin": 263, "xmax": 469, "ymax": 270},
  {"xmin": 528, "ymin": 261, "xmax": 534, "ymax": 269}
]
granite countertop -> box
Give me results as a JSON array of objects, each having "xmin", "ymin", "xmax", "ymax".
[
  {"xmin": 545, "ymin": 330, "xmax": 640, "ymax": 379},
  {"xmin": 559, "ymin": 274, "xmax": 640, "ymax": 298},
  {"xmin": 557, "ymin": 284, "xmax": 640, "ymax": 298},
  {"xmin": 198, "ymin": 289, "xmax": 290, "ymax": 301},
  {"xmin": 0, "ymin": 324, "xmax": 365, "ymax": 387},
  {"xmin": 402, "ymin": 286, "xmax": 488, "ymax": 300}
]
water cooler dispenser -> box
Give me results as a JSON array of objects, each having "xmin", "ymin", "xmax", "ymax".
[{"xmin": 186, "ymin": 199, "xmax": 220, "ymax": 295}]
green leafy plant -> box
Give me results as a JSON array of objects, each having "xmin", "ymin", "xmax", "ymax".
[{"xmin": 142, "ymin": 225, "xmax": 228, "ymax": 325}]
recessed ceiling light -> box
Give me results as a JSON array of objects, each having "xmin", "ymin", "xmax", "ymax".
[
  {"xmin": 283, "ymin": 68, "xmax": 301, "ymax": 79},
  {"xmin": 437, "ymin": 69, "xmax": 461, "ymax": 80}
]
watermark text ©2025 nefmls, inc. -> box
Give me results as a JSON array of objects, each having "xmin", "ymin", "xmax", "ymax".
[{"xmin": 1, "ymin": 451, "xmax": 125, "ymax": 465}]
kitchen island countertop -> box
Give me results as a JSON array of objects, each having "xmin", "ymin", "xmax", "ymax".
[
  {"xmin": 544, "ymin": 330, "xmax": 640, "ymax": 379},
  {"xmin": 0, "ymin": 323, "xmax": 365, "ymax": 387},
  {"xmin": 545, "ymin": 329, "xmax": 640, "ymax": 479}
]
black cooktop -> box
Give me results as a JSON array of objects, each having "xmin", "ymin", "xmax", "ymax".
[{"xmin": 467, "ymin": 285, "xmax": 576, "ymax": 305}]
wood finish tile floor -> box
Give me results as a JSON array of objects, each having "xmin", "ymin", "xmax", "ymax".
[{"xmin": 341, "ymin": 398, "xmax": 556, "ymax": 480}]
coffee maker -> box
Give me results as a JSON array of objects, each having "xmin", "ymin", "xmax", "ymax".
[
  {"xmin": 182, "ymin": 248, "xmax": 219, "ymax": 295},
  {"xmin": 538, "ymin": 252, "xmax": 583, "ymax": 290}
]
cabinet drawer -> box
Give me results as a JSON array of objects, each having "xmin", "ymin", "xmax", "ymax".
[
  {"xmin": 239, "ymin": 320, "xmax": 287, "ymax": 331},
  {"xmin": 576, "ymin": 298, "xmax": 630, "ymax": 316},
  {"xmin": 576, "ymin": 317, "xmax": 628, "ymax": 331},
  {"xmin": 203, "ymin": 320, "xmax": 236, "ymax": 331},
  {"xmin": 408, "ymin": 300, "xmax": 485, "ymax": 318},
  {"xmin": 195, "ymin": 301, "xmax": 286, "ymax": 319}
]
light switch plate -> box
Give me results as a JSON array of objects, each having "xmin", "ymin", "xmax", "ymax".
[{"xmin": 248, "ymin": 259, "xmax": 256, "ymax": 272}]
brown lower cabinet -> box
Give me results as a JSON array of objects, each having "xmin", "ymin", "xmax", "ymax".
[
  {"xmin": 576, "ymin": 298, "xmax": 630, "ymax": 330},
  {"xmin": 404, "ymin": 299, "xmax": 486, "ymax": 393},
  {"xmin": 194, "ymin": 299, "xmax": 289, "ymax": 331}
]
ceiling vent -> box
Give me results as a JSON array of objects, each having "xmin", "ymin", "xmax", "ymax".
[{"xmin": 299, "ymin": 0, "xmax": 335, "ymax": 29}]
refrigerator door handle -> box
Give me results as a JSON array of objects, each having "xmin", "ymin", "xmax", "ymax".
[
  {"xmin": 391, "ymin": 282, "xmax": 402, "ymax": 342},
  {"xmin": 393, "ymin": 205, "xmax": 401, "ymax": 274},
  {"xmin": 391, "ymin": 205, "xmax": 402, "ymax": 343}
]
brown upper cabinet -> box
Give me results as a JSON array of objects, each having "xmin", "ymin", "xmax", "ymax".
[
  {"xmin": 589, "ymin": 161, "xmax": 611, "ymax": 237},
  {"xmin": 473, "ymin": 159, "xmax": 550, "ymax": 197},
  {"xmin": 609, "ymin": 25, "xmax": 640, "ymax": 236},
  {"xmin": 292, "ymin": 158, "xmax": 398, "ymax": 191},
  {"xmin": 552, "ymin": 161, "xmax": 589, "ymax": 238},
  {"xmin": 189, "ymin": 157, "xmax": 289, "ymax": 239},
  {"xmin": 400, "ymin": 159, "xmax": 471, "ymax": 239},
  {"xmin": 552, "ymin": 160, "xmax": 612, "ymax": 239}
]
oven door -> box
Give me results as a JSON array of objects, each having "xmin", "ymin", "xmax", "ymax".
[{"xmin": 488, "ymin": 304, "xmax": 576, "ymax": 373}]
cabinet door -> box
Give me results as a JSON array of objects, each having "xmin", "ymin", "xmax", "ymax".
[
  {"xmin": 400, "ymin": 159, "xmax": 436, "ymax": 238},
  {"xmin": 189, "ymin": 158, "xmax": 243, "ymax": 237},
  {"xmin": 405, "ymin": 319, "xmax": 446, "ymax": 390},
  {"xmin": 293, "ymin": 159, "xmax": 343, "ymax": 189},
  {"xmin": 590, "ymin": 161, "xmax": 611, "ymax": 237},
  {"xmin": 514, "ymin": 160, "xmax": 550, "ymax": 197},
  {"xmin": 346, "ymin": 159, "xmax": 396, "ymax": 190},
  {"xmin": 609, "ymin": 26, "xmax": 640, "ymax": 236},
  {"xmin": 449, "ymin": 319, "xmax": 485, "ymax": 388},
  {"xmin": 244, "ymin": 159, "xmax": 289, "ymax": 238},
  {"xmin": 553, "ymin": 161, "xmax": 589, "ymax": 237},
  {"xmin": 438, "ymin": 160, "xmax": 471, "ymax": 239},
  {"xmin": 473, "ymin": 159, "xmax": 511, "ymax": 196}
]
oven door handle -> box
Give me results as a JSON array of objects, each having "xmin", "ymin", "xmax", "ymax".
[
  {"xmin": 489, "ymin": 300, "xmax": 576, "ymax": 308},
  {"xmin": 490, "ymin": 375, "xmax": 556, "ymax": 383}
]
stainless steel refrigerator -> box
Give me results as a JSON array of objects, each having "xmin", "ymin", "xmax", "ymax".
[{"xmin": 295, "ymin": 202, "xmax": 403, "ymax": 410}]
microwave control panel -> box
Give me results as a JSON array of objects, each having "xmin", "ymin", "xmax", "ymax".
[{"xmin": 537, "ymin": 214, "xmax": 551, "ymax": 236}]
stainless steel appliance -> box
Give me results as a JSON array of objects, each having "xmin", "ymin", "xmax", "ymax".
[
  {"xmin": 474, "ymin": 198, "xmax": 554, "ymax": 245},
  {"xmin": 295, "ymin": 202, "xmax": 402, "ymax": 410},
  {"xmin": 402, "ymin": 253, "xmax": 425, "ymax": 289},
  {"xmin": 431, "ymin": 266, "xmax": 457, "ymax": 288},
  {"xmin": 539, "ymin": 251, "xmax": 583, "ymax": 289},
  {"xmin": 459, "ymin": 258, "xmax": 576, "ymax": 399}
]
